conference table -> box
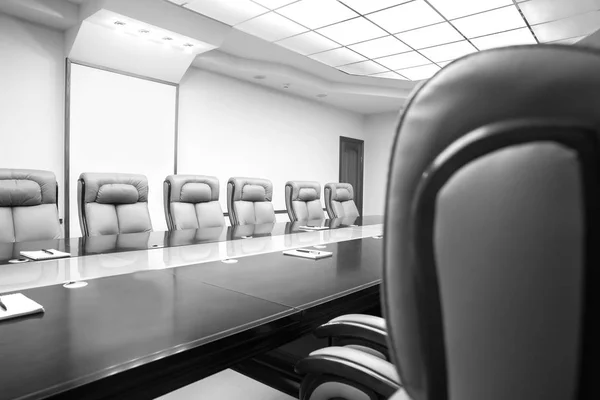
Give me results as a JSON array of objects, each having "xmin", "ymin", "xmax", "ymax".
[{"xmin": 0, "ymin": 216, "xmax": 384, "ymax": 400}]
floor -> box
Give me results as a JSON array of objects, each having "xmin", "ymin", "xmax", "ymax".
[{"xmin": 157, "ymin": 369, "xmax": 296, "ymax": 400}]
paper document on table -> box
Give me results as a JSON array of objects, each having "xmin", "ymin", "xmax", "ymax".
[
  {"xmin": 20, "ymin": 249, "xmax": 70, "ymax": 261},
  {"xmin": 298, "ymin": 225, "xmax": 329, "ymax": 231},
  {"xmin": 0, "ymin": 293, "xmax": 45, "ymax": 321},
  {"xmin": 283, "ymin": 248, "xmax": 333, "ymax": 260}
]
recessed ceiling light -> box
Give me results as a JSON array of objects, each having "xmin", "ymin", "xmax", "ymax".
[
  {"xmin": 316, "ymin": 17, "xmax": 388, "ymax": 45},
  {"xmin": 452, "ymin": 6, "xmax": 525, "ymax": 38},
  {"xmin": 395, "ymin": 22, "xmax": 464, "ymax": 49},
  {"xmin": 254, "ymin": 75, "xmax": 267, "ymax": 79},
  {"xmin": 368, "ymin": 1, "xmax": 443, "ymax": 34},
  {"xmin": 339, "ymin": 0, "xmax": 413, "ymax": 15},
  {"xmin": 277, "ymin": 0, "xmax": 358, "ymax": 29},
  {"xmin": 113, "ymin": 21, "xmax": 126, "ymax": 26},
  {"xmin": 162, "ymin": 37, "xmax": 173, "ymax": 41},
  {"xmin": 316, "ymin": 93, "xmax": 328, "ymax": 97},
  {"xmin": 283, "ymin": 83, "xmax": 290, "ymax": 88},
  {"xmin": 376, "ymin": 51, "xmax": 430, "ymax": 70},
  {"xmin": 427, "ymin": 0, "xmax": 513, "ymax": 20},
  {"xmin": 138, "ymin": 29, "xmax": 150, "ymax": 34},
  {"xmin": 236, "ymin": 12, "xmax": 307, "ymax": 41},
  {"xmin": 348, "ymin": 36, "xmax": 410, "ymax": 59},
  {"xmin": 396, "ymin": 63, "xmax": 441, "ymax": 80},
  {"xmin": 419, "ymin": 40, "xmax": 477, "ymax": 62}
]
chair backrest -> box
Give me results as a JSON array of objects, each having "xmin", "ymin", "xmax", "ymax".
[
  {"xmin": 383, "ymin": 45, "xmax": 596, "ymax": 400},
  {"xmin": 164, "ymin": 175, "xmax": 224, "ymax": 230},
  {"xmin": 227, "ymin": 177, "xmax": 275, "ymax": 225},
  {"xmin": 285, "ymin": 181, "xmax": 324, "ymax": 222},
  {"xmin": 78, "ymin": 172, "xmax": 152, "ymax": 236},
  {"xmin": 0, "ymin": 169, "xmax": 61, "ymax": 243},
  {"xmin": 324, "ymin": 182, "xmax": 359, "ymax": 219}
]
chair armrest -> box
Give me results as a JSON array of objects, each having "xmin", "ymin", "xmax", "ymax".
[
  {"xmin": 295, "ymin": 346, "xmax": 401, "ymax": 399},
  {"xmin": 315, "ymin": 314, "xmax": 387, "ymax": 349}
]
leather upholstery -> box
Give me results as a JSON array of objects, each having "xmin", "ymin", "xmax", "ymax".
[
  {"xmin": 164, "ymin": 175, "xmax": 224, "ymax": 230},
  {"xmin": 78, "ymin": 173, "xmax": 152, "ymax": 236},
  {"xmin": 0, "ymin": 169, "xmax": 61, "ymax": 243},
  {"xmin": 324, "ymin": 183, "xmax": 359, "ymax": 219},
  {"xmin": 384, "ymin": 45, "xmax": 596, "ymax": 400},
  {"xmin": 227, "ymin": 177, "xmax": 275, "ymax": 225},
  {"xmin": 285, "ymin": 181, "xmax": 325, "ymax": 222}
]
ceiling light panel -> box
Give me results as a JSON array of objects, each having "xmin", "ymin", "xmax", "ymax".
[
  {"xmin": 339, "ymin": 0, "xmax": 412, "ymax": 15},
  {"xmin": 419, "ymin": 40, "xmax": 477, "ymax": 62},
  {"xmin": 310, "ymin": 47, "xmax": 366, "ymax": 66},
  {"xmin": 427, "ymin": 0, "xmax": 514, "ymax": 20},
  {"xmin": 437, "ymin": 60, "xmax": 452, "ymax": 67},
  {"xmin": 368, "ymin": 1, "xmax": 444, "ymax": 34},
  {"xmin": 369, "ymin": 71, "xmax": 408, "ymax": 79},
  {"xmin": 376, "ymin": 51, "xmax": 430, "ymax": 70},
  {"xmin": 471, "ymin": 27, "xmax": 537, "ymax": 50},
  {"xmin": 519, "ymin": 0, "xmax": 600, "ymax": 25},
  {"xmin": 184, "ymin": 0, "xmax": 268, "ymax": 26},
  {"xmin": 276, "ymin": 0, "xmax": 358, "ymax": 29},
  {"xmin": 251, "ymin": 0, "xmax": 298, "ymax": 10},
  {"xmin": 532, "ymin": 11, "xmax": 600, "ymax": 42},
  {"xmin": 396, "ymin": 63, "xmax": 441, "ymax": 80},
  {"xmin": 348, "ymin": 36, "xmax": 410, "ymax": 59},
  {"xmin": 452, "ymin": 5, "xmax": 526, "ymax": 38},
  {"xmin": 396, "ymin": 22, "xmax": 464, "ymax": 49},
  {"xmin": 236, "ymin": 12, "xmax": 307, "ymax": 41},
  {"xmin": 277, "ymin": 31, "xmax": 340, "ymax": 54},
  {"xmin": 338, "ymin": 60, "xmax": 388, "ymax": 75},
  {"xmin": 548, "ymin": 35, "xmax": 586, "ymax": 45},
  {"xmin": 316, "ymin": 17, "xmax": 388, "ymax": 45}
]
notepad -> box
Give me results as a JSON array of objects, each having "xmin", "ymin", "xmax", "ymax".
[
  {"xmin": 298, "ymin": 225, "xmax": 329, "ymax": 231},
  {"xmin": 0, "ymin": 293, "xmax": 45, "ymax": 321},
  {"xmin": 19, "ymin": 249, "xmax": 70, "ymax": 261},
  {"xmin": 283, "ymin": 248, "xmax": 333, "ymax": 260}
]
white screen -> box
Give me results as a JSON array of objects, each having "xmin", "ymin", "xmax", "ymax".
[{"xmin": 69, "ymin": 63, "xmax": 176, "ymax": 236}]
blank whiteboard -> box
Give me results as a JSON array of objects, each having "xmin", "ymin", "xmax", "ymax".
[{"xmin": 69, "ymin": 63, "xmax": 176, "ymax": 237}]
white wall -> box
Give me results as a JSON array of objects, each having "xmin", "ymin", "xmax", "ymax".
[
  {"xmin": 0, "ymin": 14, "xmax": 65, "ymax": 218},
  {"xmin": 178, "ymin": 68, "xmax": 366, "ymax": 212},
  {"xmin": 363, "ymin": 111, "xmax": 399, "ymax": 216}
]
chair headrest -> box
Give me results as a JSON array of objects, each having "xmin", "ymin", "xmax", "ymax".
[
  {"xmin": 80, "ymin": 173, "xmax": 148, "ymax": 204},
  {"xmin": 287, "ymin": 181, "xmax": 321, "ymax": 202},
  {"xmin": 326, "ymin": 183, "xmax": 354, "ymax": 202},
  {"xmin": 166, "ymin": 175, "xmax": 219, "ymax": 203},
  {"xmin": 0, "ymin": 169, "xmax": 57, "ymax": 206},
  {"xmin": 229, "ymin": 177, "xmax": 273, "ymax": 202}
]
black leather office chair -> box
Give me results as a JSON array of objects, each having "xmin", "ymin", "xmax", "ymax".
[{"xmin": 296, "ymin": 44, "xmax": 596, "ymax": 400}]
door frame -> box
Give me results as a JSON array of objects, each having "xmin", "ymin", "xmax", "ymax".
[{"xmin": 339, "ymin": 136, "xmax": 365, "ymax": 215}]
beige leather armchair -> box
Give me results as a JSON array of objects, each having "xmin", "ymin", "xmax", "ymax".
[
  {"xmin": 324, "ymin": 183, "xmax": 359, "ymax": 219},
  {"xmin": 285, "ymin": 181, "xmax": 325, "ymax": 222},
  {"xmin": 164, "ymin": 175, "xmax": 224, "ymax": 230},
  {"xmin": 227, "ymin": 177, "xmax": 275, "ymax": 225}
]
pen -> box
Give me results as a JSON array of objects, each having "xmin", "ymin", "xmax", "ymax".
[
  {"xmin": 297, "ymin": 249, "xmax": 319, "ymax": 254},
  {"xmin": 42, "ymin": 249, "xmax": 54, "ymax": 255},
  {"xmin": 0, "ymin": 297, "xmax": 7, "ymax": 312}
]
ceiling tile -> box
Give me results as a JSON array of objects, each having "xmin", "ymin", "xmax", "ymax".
[
  {"xmin": 252, "ymin": 0, "xmax": 298, "ymax": 10},
  {"xmin": 236, "ymin": 12, "xmax": 308, "ymax": 41},
  {"xmin": 276, "ymin": 0, "xmax": 358, "ymax": 29},
  {"xmin": 277, "ymin": 31, "xmax": 340, "ymax": 54},
  {"xmin": 427, "ymin": 0, "xmax": 513, "ymax": 20},
  {"xmin": 396, "ymin": 63, "xmax": 441, "ymax": 80},
  {"xmin": 310, "ymin": 47, "xmax": 367, "ymax": 66},
  {"xmin": 348, "ymin": 35, "xmax": 410, "ymax": 58},
  {"xmin": 368, "ymin": 0, "xmax": 444, "ymax": 33},
  {"xmin": 437, "ymin": 60, "xmax": 452, "ymax": 67},
  {"xmin": 471, "ymin": 27, "xmax": 537, "ymax": 50},
  {"xmin": 338, "ymin": 60, "xmax": 388, "ymax": 75},
  {"xmin": 519, "ymin": 0, "xmax": 600, "ymax": 25},
  {"xmin": 453, "ymin": 6, "xmax": 526, "ymax": 38},
  {"xmin": 316, "ymin": 17, "xmax": 388, "ymax": 45},
  {"xmin": 396, "ymin": 22, "xmax": 464, "ymax": 49},
  {"xmin": 419, "ymin": 40, "xmax": 477, "ymax": 62},
  {"xmin": 548, "ymin": 35, "xmax": 587, "ymax": 44},
  {"xmin": 376, "ymin": 51, "xmax": 430, "ymax": 69},
  {"xmin": 532, "ymin": 11, "xmax": 600, "ymax": 42},
  {"xmin": 369, "ymin": 70, "xmax": 409, "ymax": 79},
  {"xmin": 185, "ymin": 0, "xmax": 268, "ymax": 26},
  {"xmin": 339, "ymin": 0, "xmax": 412, "ymax": 15}
]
